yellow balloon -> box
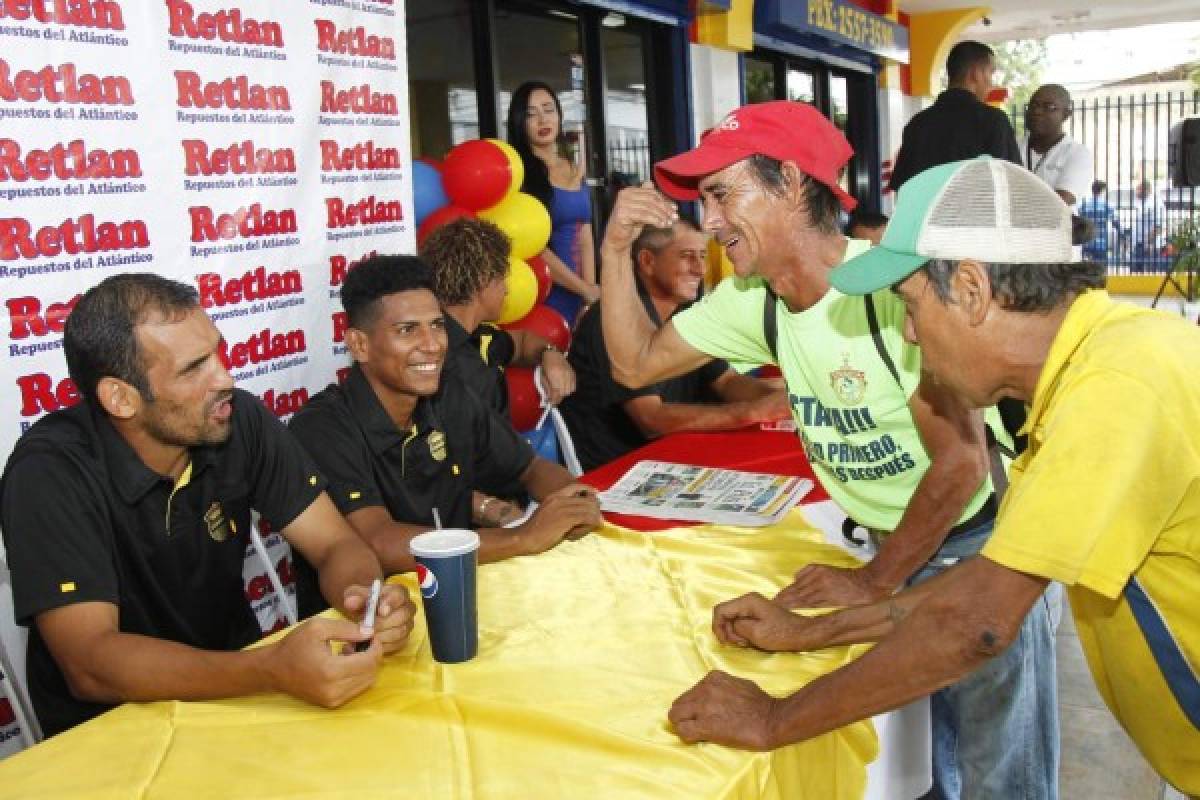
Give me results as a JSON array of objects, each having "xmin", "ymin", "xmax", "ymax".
[
  {"xmin": 479, "ymin": 192, "xmax": 552, "ymax": 261},
  {"xmin": 487, "ymin": 138, "xmax": 524, "ymax": 202},
  {"xmin": 498, "ymin": 256, "xmax": 538, "ymax": 324}
]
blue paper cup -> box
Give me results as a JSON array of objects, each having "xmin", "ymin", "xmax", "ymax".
[{"xmin": 409, "ymin": 529, "xmax": 480, "ymax": 663}]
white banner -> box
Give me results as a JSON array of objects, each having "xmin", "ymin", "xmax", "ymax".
[{"xmin": 0, "ymin": 0, "xmax": 414, "ymax": 725}]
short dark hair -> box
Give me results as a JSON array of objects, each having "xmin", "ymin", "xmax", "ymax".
[
  {"xmin": 745, "ymin": 154, "xmax": 842, "ymax": 235},
  {"xmin": 421, "ymin": 217, "xmax": 511, "ymax": 306},
  {"xmin": 341, "ymin": 254, "xmax": 435, "ymax": 330},
  {"xmin": 922, "ymin": 258, "xmax": 1106, "ymax": 312},
  {"xmin": 845, "ymin": 209, "xmax": 889, "ymax": 235},
  {"xmin": 631, "ymin": 214, "xmax": 702, "ymax": 264},
  {"xmin": 1091, "ymin": 180, "xmax": 1107, "ymax": 195},
  {"xmin": 64, "ymin": 273, "xmax": 200, "ymax": 405},
  {"xmin": 946, "ymin": 41, "xmax": 994, "ymax": 85}
]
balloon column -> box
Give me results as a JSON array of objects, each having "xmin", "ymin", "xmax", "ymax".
[{"xmin": 413, "ymin": 139, "xmax": 572, "ymax": 431}]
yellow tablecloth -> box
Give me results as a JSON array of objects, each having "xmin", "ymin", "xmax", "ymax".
[{"xmin": 0, "ymin": 515, "xmax": 878, "ymax": 799}]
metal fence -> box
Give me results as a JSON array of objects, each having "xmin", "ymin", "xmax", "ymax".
[{"xmin": 1010, "ymin": 90, "xmax": 1200, "ymax": 276}]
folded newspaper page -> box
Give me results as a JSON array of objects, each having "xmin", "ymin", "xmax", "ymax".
[{"xmin": 598, "ymin": 461, "xmax": 813, "ymax": 526}]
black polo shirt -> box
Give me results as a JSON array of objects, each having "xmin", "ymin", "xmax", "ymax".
[
  {"xmin": 288, "ymin": 364, "xmax": 534, "ymax": 531},
  {"xmin": 888, "ymin": 87, "xmax": 1022, "ymax": 190},
  {"xmin": 0, "ymin": 390, "xmax": 325, "ymax": 737},
  {"xmin": 443, "ymin": 315, "xmax": 516, "ymax": 417},
  {"xmin": 559, "ymin": 295, "xmax": 728, "ymax": 472}
]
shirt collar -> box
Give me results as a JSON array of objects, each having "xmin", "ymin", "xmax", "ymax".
[
  {"xmin": 444, "ymin": 312, "xmax": 470, "ymax": 350},
  {"xmin": 344, "ymin": 363, "xmax": 436, "ymax": 456},
  {"xmin": 1027, "ymin": 290, "xmax": 1120, "ymax": 430},
  {"xmin": 937, "ymin": 87, "xmax": 980, "ymax": 106},
  {"xmin": 93, "ymin": 402, "xmax": 219, "ymax": 504}
]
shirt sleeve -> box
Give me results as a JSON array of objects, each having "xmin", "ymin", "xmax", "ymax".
[
  {"xmin": 287, "ymin": 399, "xmax": 384, "ymax": 517},
  {"xmin": 1057, "ymin": 144, "xmax": 1093, "ymax": 204},
  {"xmin": 671, "ymin": 277, "xmax": 775, "ymax": 369},
  {"xmin": 237, "ymin": 392, "xmax": 326, "ymax": 528},
  {"xmin": 472, "ymin": 398, "xmax": 536, "ymax": 490},
  {"xmin": 989, "ymin": 111, "xmax": 1023, "ymax": 165},
  {"xmin": 982, "ymin": 370, "xmax": 1195, "ymax": 598},
  {"xmin": 1, "ymin": 448, "xmax": 118, "ymax": 624}
]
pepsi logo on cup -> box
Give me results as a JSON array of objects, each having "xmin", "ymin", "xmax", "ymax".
[{"xmin": 416, "ymin": 563, "xmax": 438, "ymax": 599}]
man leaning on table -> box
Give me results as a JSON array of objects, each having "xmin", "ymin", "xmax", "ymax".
[
  {"xmin": 670, "ymin": 157, "xmax": 1200, "ymax": 798},
  {"xmin": 288, "ymin": 254, "xmax": 600, "ymax": 598},
  {"xmin": 0, "ymin": 273, "xmax": 415, "ymax": 738},
  {"xmin": 600, "ymin": 102, "xmax": 1059, "ymax": 799}
]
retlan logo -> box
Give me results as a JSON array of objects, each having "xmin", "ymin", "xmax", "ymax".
[
  {"xmin": 218, "ymin": 328, "xmax": 305, "ymax": 369},
  {"xmin": 329, "ymin": 249, "xmax": 377, "ymax": 286},
  {"xmin": 182, "ymin": 139, "xmax": 295, "ymax": 177},
  {"xmin": 325, "ymin": 195, "xmax": 401, "ymax": 229},
  {"xmin": 0, "ymin": 138, "xmax": 142, "ymax": 182},
  {"xmin": 319, "ymin": 79, "xmax": 396, "ymax": 115},
  {"xmin": 319, "ymin": 140, "xmax": 398, "ymax": 172},
  {"xmin": 1, "ymin": 213, "xmax": 149, "ymax": 260},
  {"xmin": 260, "ymin": 386, "xmax": 308, "ymax": 418},
  {"xmin": 197, "ymin": 267, "xmax": 302, "ymax": 308},
  {"xmin": 0, "ymin": 0, "xmax": 126, "ymax": 30},
  {"xmin": 313, "ymin": 20, "xmax": 394, "ymax": 59},
  {"xmin": 189, "ymin": 202, "xmax": 296, "ymax": 243},
  {"xmin": 0, "ymin": 59, "xmax": 133, "ymax": 105},
  {"xmin": 166, "ymin": 0, "xmax": 283, "ymax": 47},
  {"xmin": 8, "ymin": 293, "xmax": 80, "ymax": 339},
  {"xmin": 332, "ymin": 311, "xmax": 347, "ymax": 343},
  {"xmin": 245, "ymin": 553, "xmax": 295, "ymax": 602},
  {"xmin": 17, "ymin": 372, "xmax": 80, "ymax": 417},
  {"xmin": 175, "ymin": 70, "xmax": 289, "ymax": 110}
]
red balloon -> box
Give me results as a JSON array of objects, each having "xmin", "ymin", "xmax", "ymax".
[
  {"xmin": 527, "ymin": 255, "xmax": 552, "ymax": 304},
  {"xmin": 503, "ymin": 304, "xmax": 570, "ymax": 353},
  {"xmin": 442, "ymin": 140, "xmax": 517, "ymax": 211},
  {"xmin": 505, "ymin": 366, "xmax": 542, "ymax": 432},
  {"xmin": 417, "ymin": 205, "xmax": 474, "ymax": 247}
]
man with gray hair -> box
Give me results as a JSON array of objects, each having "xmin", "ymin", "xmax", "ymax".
[
  {"xmin": 669, "ymin": 157, "xmax": 1199, "ymax": 797},
  {"xmin": 559, "ymin": 216, "xmax": 788, "ymax": 471}
]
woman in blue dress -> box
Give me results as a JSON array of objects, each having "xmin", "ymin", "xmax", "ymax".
[{"xmin": 506, "ymin": 81, "xmax": 597, "ymax": 325}]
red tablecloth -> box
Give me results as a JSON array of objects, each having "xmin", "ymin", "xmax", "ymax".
[{"xmin": 580, "ymin": 428, "xmax": 828, "ymax": 531}]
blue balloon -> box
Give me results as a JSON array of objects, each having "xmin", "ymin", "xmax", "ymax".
[{"xmin": 413, "ymin": 160, "xmax": 449, "ymax": 226}]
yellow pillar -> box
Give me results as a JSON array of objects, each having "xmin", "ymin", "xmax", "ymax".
[
  {"xmin": 692, "ymin": 0, "xmax": 755, "ymax": 52},
  {"xmin": 878, "ymin": 0, "xmax": 903, "ymax": 91},
  {"xmin": 906, "ymin": 7, "xmax": 989, "ymax": 97}
]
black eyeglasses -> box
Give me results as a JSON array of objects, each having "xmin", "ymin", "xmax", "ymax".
[{"xmin": 1028, "ymin": 101, "xmax": 1069, "ymax": 113}]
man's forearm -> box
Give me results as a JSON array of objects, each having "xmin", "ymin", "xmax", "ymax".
[
  {"xmin": 765, "ymin": 559, "xmax": 1041, "ymax": 746},
  {"xmin": 599, "ymin": 243, "xmax": 661, "ymax": 387},
  {"xmin": 65, "ymin": 630, "xmax": 277, "ymax": 705},
  {"xmin": 863, "ymin": 458, "xmax": 985, "ymax": 590},
  {"xmin": 520, "ymin": 458, "xmax": 575, "ymax": 500},
  {"xmin": 632, "ymin": 400, "xmax": 757, "ymax": 438},
  {"xmin": 315, "ymin": 536, "xmax": 384, "ymax": 612}
]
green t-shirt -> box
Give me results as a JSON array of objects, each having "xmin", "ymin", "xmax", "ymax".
[{"xmin": 672, "ymin": 239, "xmax": 992, "ymax": 532}]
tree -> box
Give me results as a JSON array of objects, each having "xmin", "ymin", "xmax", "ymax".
[{"xmin": 992, "ymin": 38, "xmax": 1048, "ymax": 130}]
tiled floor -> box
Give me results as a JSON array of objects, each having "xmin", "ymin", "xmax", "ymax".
[{"xmin": 1056, "ymin": 597, "xmax": 1183, "ymax": 800}]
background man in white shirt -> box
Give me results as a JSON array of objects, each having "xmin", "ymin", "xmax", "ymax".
[{"xmin": 1020, "ymin": 84, "xmax": 1092, "ymax": 208}]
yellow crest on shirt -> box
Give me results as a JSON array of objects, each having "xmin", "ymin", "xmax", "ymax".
[
  {"xmin": 428, "ymin": 430, "xmax": 447, "ymax": 461},
  {"xmin": 204, "ymin": 501, "xmax": 231, "ymax": 542},
  {"xmin": 830, "ymin": 354, "xmax": 867, "ymax": 405}
]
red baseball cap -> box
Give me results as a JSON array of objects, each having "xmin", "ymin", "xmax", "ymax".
[{"xmin": 654, "ymin": 101, "xmax": 858, "ymax": 211}]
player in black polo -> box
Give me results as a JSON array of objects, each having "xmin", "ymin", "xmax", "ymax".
[
  {"xmin": 421, "ymin": 216, "xmax": 576, "ymax": 416},
  {"xmin": 559, "ymin": 219, "xmax": 789, "ymax": 471},
  {"xmin": 288, "ymin": 255, "xmax": 601, "ymax": 578},
  {"xmin": 0, "ymin": 274, "xmax": 415, "ymax": 737}
]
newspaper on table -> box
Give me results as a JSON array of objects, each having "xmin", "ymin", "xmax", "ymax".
[{"xmin": 598, "ymin": 461, "xmax": 813, "ymax": 526}]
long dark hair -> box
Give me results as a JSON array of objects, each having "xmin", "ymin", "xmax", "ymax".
[{"xmin": 506, "ymin": 81, "xmax": 568, "ymax": 212}]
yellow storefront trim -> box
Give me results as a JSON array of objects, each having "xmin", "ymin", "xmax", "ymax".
[
  {"xmin": 906, "ymin": 7, "xmax": 988, "ymax": 97},
  {"xmin": 692, "ymin": 0, "xmax": 755, "ymax": 52}
]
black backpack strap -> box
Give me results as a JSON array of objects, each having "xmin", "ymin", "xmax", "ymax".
[
  {"xmin": 763, "ymin": 286, "xmax": 779, "ymax": 363},
  {"xmin": 864, "ymin": 294, "xmax": 903, "ymax": 389}
]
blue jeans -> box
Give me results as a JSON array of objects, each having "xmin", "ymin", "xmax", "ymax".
[{"xmin": 911, "ymin": 520, "xmax": 1060, "ymax": 800}]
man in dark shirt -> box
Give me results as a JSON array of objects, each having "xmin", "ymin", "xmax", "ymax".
[
  {"xmin": 560, "ymin": 219, "xmax": 789, "ymax": 471},
  {"xmin": 289, "ymin": 255, "xmax": 601, "ymax": 579},
  {"xmin": 888, "ymin": 40, "xmax": 1021, "ymax": 191},
  {"xmin": 420, "ymin": 217, "xmax": 576, "ymax": 414},
  {"xmin": 0, "ymin": 274, "xmax": 414, "ymax": 737}
]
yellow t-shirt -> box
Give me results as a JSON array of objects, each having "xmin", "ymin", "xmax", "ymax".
[{"xmin": 981, "ymin": 290, "xmax": 1200, "ymax": 793}]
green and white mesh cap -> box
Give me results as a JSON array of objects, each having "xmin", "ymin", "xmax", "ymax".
[{"xmin": 831, "ymin": 157, "xmax": 1075, "ymax": 296}]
